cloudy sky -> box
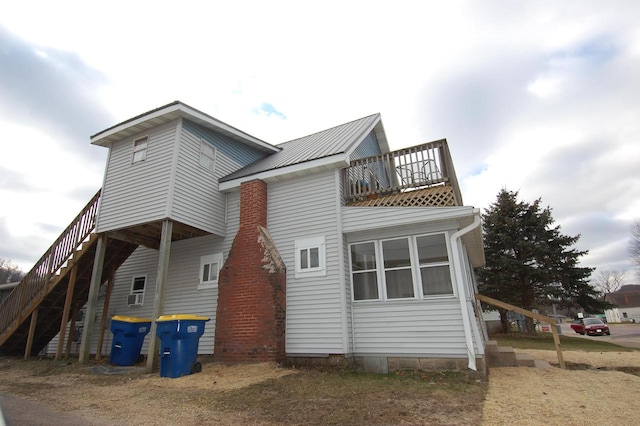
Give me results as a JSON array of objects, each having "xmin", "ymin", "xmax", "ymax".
[{"xmin": 1, "ymin": 1, "xmax": 639, "ymax": 284}]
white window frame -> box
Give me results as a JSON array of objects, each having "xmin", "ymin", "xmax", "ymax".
[
  {"xmin": 349, "ymin": 240, "xmax": 381, "ymax": 301},
  {"xmin": 199, "ymin": 253, "xmax": 223, "ymax": 289},
  {"xmin": 131, "ymin": 135, "xmax": 149, "ymax": 163},
  {"xmin": 349, "ymin": 232, "xmax": 455, "ymax": 302},
  {"xmin": 415, "ymin": 233, "xmax": 455, "ymax": 298},
  {"xmin": 199, "ymin": 140, "xmax": 216, "ymax": 172},
  {"xmin": 128, "ymin": 275, "xmax": 147, "ymax": 306},
  {"xmin": 294, "ymin": 236, "xmax": 326, "ymax": 278},
  {"xmin": 380, "ymin": 237, "xmax": 417, "ymax": 300}
]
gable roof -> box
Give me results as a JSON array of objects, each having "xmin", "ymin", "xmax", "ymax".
[
  {"xmin": 91, "ymin": 101, "xmax": 279, "ymax": 154},
  {"xmin": 607, "ymin": 285, "xmax": 640, "ymax": 308},
  {"xmin": 219, "ymin": 113, "xmax": 385, "ymax": 188}
]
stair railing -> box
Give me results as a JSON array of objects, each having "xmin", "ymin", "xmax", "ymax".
[
  {"xmin": 475, "ymin": 293, "xmax": 565, "ymax": 369},
  {"xmin": 0, "ymin": 189, "xmax": 102, "ymax": 341}
]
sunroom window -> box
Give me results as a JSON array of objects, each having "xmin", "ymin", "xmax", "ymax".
[
  {"xmin": 351, "ymin": 242, "xmax": 379, "ymax": 300},
  {"xmin": 382, "ymin": 238, "xmax": 414, "ymax": 299},
  {"xmin": 350, "ymin": 233, "xmax": 454, "ymax": 301},
  {"xmin": 416, "ymin": 234, "xmax": 453, "ymax": 296}
]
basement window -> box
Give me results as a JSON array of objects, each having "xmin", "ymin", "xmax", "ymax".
[
  {"xmin": 132, "ymin": 136, "xmax": 149, "ymax": 163},
  {"xmin": 199, "ymin": 253, "xmax": 223, "ymax": 289},
  {"xmin": 294, "ymin": 236, "xmax": 326, "ymax": 278},
  {"xmin": 127, "ymin": 275, "xmax": 146, "ymax": 306}
]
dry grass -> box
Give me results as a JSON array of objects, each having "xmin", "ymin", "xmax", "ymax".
[
  {"xmin": 0, "ymin": 357, "xmax": 486, "ymax": 425},
  {"xmin": 483, "ymin": 349, "xmax": 640, "ymax": 426}
]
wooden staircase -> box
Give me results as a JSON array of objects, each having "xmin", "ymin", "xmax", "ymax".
[{"xmin": 0, "ymin": 190, "xmax": 137, "ymax": 356}]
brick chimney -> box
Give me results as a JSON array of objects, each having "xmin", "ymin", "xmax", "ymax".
[{"xmin": 214, "ymin": 179, "xmax": 286, "ymax": 363}]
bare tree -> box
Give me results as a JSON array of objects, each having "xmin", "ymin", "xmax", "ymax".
[
  {"xmin": 0, "ymin": 258, "xmax": 24, "ymax": 284},
  {"xmin": 631, "ymin": 220, "xmax": 640, "ymax": 279},
  {"xmin": 592, "ymin": 269, "xmax": 625, "ymax": 301}
]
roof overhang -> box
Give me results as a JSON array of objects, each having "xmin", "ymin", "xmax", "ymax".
[
  {"xmin": 342, "ymin": 205, "xmax": 485, "ymax": 267},
  {"xmin": 91, "ymin": 101, "xmax": 280, "ymax": 154},
  {"xmin": 219, "ymin": 153, "xmax": 350, "ymax": 191}
]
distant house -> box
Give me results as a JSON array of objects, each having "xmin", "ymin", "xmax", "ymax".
[
  {"xmin": 605, "ymin": 285, "xmax": 640, "ymax": 323},
  {"xmin": 0, "ymin": 282, "xmax": 19, "ymax": 304},
  {"xmin": 0, "ymin": 101, "xmax": 487, "ymax": 375}
]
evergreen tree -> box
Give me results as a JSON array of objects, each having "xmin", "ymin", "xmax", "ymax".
[{"xmin": 476, "ymin": 189, "xmax": 604, "ymax": 333}]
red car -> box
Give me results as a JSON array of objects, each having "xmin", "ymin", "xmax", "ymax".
[{"xmin": 570, "ymin": 318, "xmax": 611, "ymax": 336}]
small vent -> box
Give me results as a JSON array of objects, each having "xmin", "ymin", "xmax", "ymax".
[{"xmin": 127, "ymin": 294, "xmax": 143, "ymax": 306}]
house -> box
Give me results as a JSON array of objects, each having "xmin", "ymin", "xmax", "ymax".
[
  {"xmin": 0, "ymin": 101, "xmax": 486, "ymax": 374},
  {"xmin": 605, "ymin": 285, "xmax": 640, "ymax": 323}
]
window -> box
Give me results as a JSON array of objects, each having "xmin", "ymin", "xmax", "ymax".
[
  {"xmin": 132, "ymin": 136, "xmax": 148, "ymax": 163},
  {"xmin": 350, "ymin": 242, "xmax": 379, "ymax": 300},
  {"xmin": 416, "ymin": 234, "xmax": 453, "ymax": 296},
  {"xmin": 350, "ymin": 233, "xmax": 454, "ymax": 302},
  {"xmin": 382, "ymin": 238, "xmax": 414, "ymax": 299},
  {"xmin": 294, "ymin": 236, "xmax": 326, "ymax": 278},
  {"xmin": 199, "ymin": 253, "xmax": 223, "ymax": 289},
  {"xmin": 199, "ymin": 140, "xmax": 216, "ymax": 171},
  {"xmin": 127, "ymin": 275, "xmax": 146, "ymax": 306}
]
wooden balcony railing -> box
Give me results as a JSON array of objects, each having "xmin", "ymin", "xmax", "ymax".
[
  {"xmin": 0, "ymin": 189, "xmax": 101, "ymax": 337},
  {"xmin": 343, "ymin": 139, "xmax": 463, "ymax": 205}
]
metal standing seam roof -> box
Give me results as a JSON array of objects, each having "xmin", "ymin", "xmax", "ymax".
[{"xmin": 220, "ymin": 113, "xmax": 381, "ymax": 182}]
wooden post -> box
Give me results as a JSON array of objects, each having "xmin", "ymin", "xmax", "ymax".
[
  {"xmin": 551, "ymin": 325, "xmax": 566, "ymax": 369},
  {"xmin": 95, "ymin": 272, "xmax": 115, "ymax": 360},
  {"xmin": 79, "ymin": 234, "xmax": 107, "ymax": 364},
  {"xmin": 146, "ymin": 220, "xmax": 173, "ymax": 372},
  {"xmin": 65, "ymin": 305, "xmax": 80, "ymax": 360},
  {"xmin": 56, "ymin": 264, "xmax": 78, "ymax": 360},
  {"xmin": 24, "ymin": 308, "xmax": 39, "ymax": 359},
  {"xmin": 475, "ymin": 293, "xmax": 566, "ymax": 369}
]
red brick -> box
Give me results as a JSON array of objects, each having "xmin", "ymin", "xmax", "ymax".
[{"xmin": 214, "ymin": 180, "xmax": 286, "ymax": 364}]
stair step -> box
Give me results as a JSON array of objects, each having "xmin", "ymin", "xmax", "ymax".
[
  {"xmin": 485, "ymin": 340, "xmax": 499, "ymax": 353},
  {"xmin": 515, "ymin": 352, "xmax": 535, "ymax": 367},
  {"xmin": 487, "ymin": 345, "xmax": 517, "ymax": 367}
]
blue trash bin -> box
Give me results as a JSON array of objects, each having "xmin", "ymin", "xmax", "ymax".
[
  {"xmin": 156, "ymin": 314, "xmax": 210, "ymax": 378},
  {"xmin": 109, "ymin": 315, "xmax": 152, "ymax": 366}
]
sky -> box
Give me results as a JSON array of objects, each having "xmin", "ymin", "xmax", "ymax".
[{"xmin": 1, "ymin": 1, "xmax": 639, "ymax": 285}]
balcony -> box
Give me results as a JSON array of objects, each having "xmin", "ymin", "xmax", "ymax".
[{"xmin": 343, "ymin": 139, "xmax": 463, "ymax": 207}]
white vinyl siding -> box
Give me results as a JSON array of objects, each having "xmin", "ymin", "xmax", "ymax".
[
  {"xmin": 346, "ymin": 222, "xmax": 475, "ymax": 358},
  {"xmin": 170, "ymin": 123, "xmax": 246, "ymax": 236},
  {"xmin": 352, "ymin": 299, "xmax": 467, "ymax": 357},
  {"xmin": 97, "ymin": 122, "xmax": 177, "ymax": 233},
  {"xmin": 77, "ymin": 190, "xmax": 242, "ymax": 357},
  {"xmin": 267, "ymin": 170, "xmax": 344, "ymax": 355}
]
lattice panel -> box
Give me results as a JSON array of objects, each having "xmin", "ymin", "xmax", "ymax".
[{"xmin": 348, "ymin": 185, "xmax": 457, "ymax": 207}]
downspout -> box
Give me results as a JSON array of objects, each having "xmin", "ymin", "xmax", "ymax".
[{"xmin": 449, "ymin": 208, "xmax": 482, "ymax": 371}]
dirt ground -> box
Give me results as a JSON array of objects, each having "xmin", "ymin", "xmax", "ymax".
[
  {"xmin": 1, "ymin": 350, "xmax": 639, "ymax": 425},
  {"xmin": 483, "ymin": 349, "xmax": 640, "ymax": 426},
  {"xmin": 0, "ymin": 357, "xmax": 485, "ymax": 425}
]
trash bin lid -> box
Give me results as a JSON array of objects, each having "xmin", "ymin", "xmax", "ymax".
[
  {"xmin": 157, "ymin": 314, "xmax": 210, "ymax": 322},
  {"xmin": 112, "ymin": 315, "xmax": 152, "ymax": 323}
]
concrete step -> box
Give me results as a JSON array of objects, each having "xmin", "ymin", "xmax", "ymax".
[
  {"xmin": 515, "ymin": 352, "xmax": 535, "ymax": 367},
  {"xmin": 485, "ymin": 340, "xmax": 499, "ymax": 353},
  {"xmin": 487, "ymin": 345, "xmax": 517, "ymax": 367}
]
